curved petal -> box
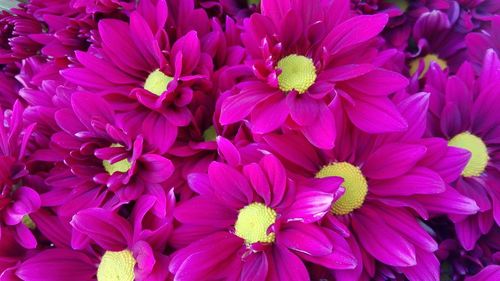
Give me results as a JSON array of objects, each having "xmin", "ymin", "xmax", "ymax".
[
  {"xmin": 363, "ymin": 144, "xmax": 427, "ymax": 180},
  {"xmin": 278, "ymin": 222, "xmax": 332, "ymax": 256},
  {"xmin": 70, "ymin": 208, "xmax": 132, "ymax": 250}
]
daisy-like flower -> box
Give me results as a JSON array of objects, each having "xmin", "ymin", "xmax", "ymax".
[
  {"xmin": 41, "ymin": 92, "xmax": 173, "ymax": 213},
  {"xmin": 408, "ymin": 9, "xmax": 464, "ymax": 77},
  {"xmin": 62, "ymin": 0, "xmax": 214, "ymax": 153},
  {"xmin": 10, "ymin": 192, "xmax": 175, "ymax": 281},
  {"xmin": 220, "ymin": 0, "xmax": 408, "ymax": 149},
  {"xmin": 263, "ymin": 93, "xmax": 479, "ymax": 280},
  {"xmin": 424, "ymin": 49, "xmax": 500, "ymax": 250},
  {"xmin": 169, "ymin": 148, "xmax": 356, "ymax": 280},
  {"xmin": 0, "ymin": 101, "xmax": 40, "ymax": 249}
]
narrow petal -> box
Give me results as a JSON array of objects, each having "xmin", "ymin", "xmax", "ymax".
[
  {"xmin": 16, "ymin": 249, "xmax": 96, "ymax": 281},
  {"xmin": 208, "ymin": 162, "xmax": 253, "ymax": 208},
  {"xmin": 352, "ymin": 209, "xmax": 417, "ymax": 267},
  {"xmin": 267, "ymin": 244, "xmax": 309, "ymax": 281},
  {"xmin": 284, "ymin": 191, "xmax": 334, "ymax": 223},
  {"xmin": 278, "ymin": 222, "xmax": 332, "ymax": 256},
  {"xmin": 370, "ymin": 167, "xmax": 445, "ymax": 196},
  {"xmin": 363, "ymin": 144, "xmax": 427, "ymax": 179},
  {"xmin": 346, "ymin": 96, "xmax": 407, "ymax": 134},
  {"xmin": 174, "ymin": 197, "xmax": 236, "ymax": 228},
  {"xmin": 70, "ymin": 208, "xmax": 132, "ymax": 250}
]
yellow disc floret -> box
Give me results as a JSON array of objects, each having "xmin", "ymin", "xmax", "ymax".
[
  {"xmin": 97, "ymin": 250, "xmax": 136, "ymax": 281},
  {"xmin": 448, "ymin": 132, "xmax": 489, "ymax": 177},
  {"xmin": 385, "ymin": 0, "xmax": 409, "ymax": 11},
  {"xmin": 409, "ymin": 54, "xmax": 448, "ymax": 78},
  {"xmin": 102, "ymin": 144, "xmax": 131, "ymax": 175},
  {"xmin": 22, "ymin": 215, "xmax": 36, "ymax": 229},
  {"xmin": 144, "ymin": 69, "xmax": 173, "ymax": 96},
  {"xmin": 234, "ymin": 202, "xmax": 277, "ymax": 244},
  {"xmin": 277, "ymin": 55, "xmax": 317, "ymax": 94},
  {"xmin": 316, "ymin": 162, "xmax": 368, "ymax": 215},
  {"xmin": 202, "ymin": 126, "xmax": 217, "ymax": 141}
]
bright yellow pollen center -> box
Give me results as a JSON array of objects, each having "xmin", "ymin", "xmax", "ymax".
[
  {"xmin": 144, "ymin": 69, "xmax": 173, "ymax": 96},
  {"xmin": 409, "ymin": 54, "xmax": 448, "ymax": 78},
  {"xmin": 22, "ymin": 215, "xmax": 36, "ymax": 229},
  {"xmin": 97, "ymin": 250, "xmax": 136, "ymax": 281},
  {"xmin": 277, "ymin": 55, "xmax": 317, "ymax": 94},
  {"xmin": 102, "ymin": 144, "xmax": 131, "ymax": 175},
  {"xmin": 234, "ymin": 202, "xmax": 277, "ymax": 244},
  {"xmin": 202, "ymin": 126, "xmax": 217, "ymax": 141},
  {"xmin": 448, "ymin": 132, "xmax": 489, "ymax": 177},
  {"xmin": 316, "ymin": 162, "xmax": 368, "ymax": 215}
]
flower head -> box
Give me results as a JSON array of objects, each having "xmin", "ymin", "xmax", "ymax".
[
  {"xmin": 220, "ymin": 0, "xmax": 408, "ymax": 149},
  {"xmin": 170, "ymin": 147, "xmax": 356, "ymax": 280}
]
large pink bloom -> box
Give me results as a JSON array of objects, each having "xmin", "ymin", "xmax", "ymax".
[
  {"xmin": 169, "ymin": 145, "xmax": 356, "ymax": 281},
  {"xmin": 424, "ymin": 49, "xmax": 500, "ymax": 250},
  {"xmin": 262, "ymin": 93, "xmax": 479, "ymax": 280},
  {"xmin": 61, "ymin": 0, "xmax": 214, "ymax": 153},
  {"xmin": 219, "ymin": 0, "xmax": 408, "ymax": 149},
  {"xmin": 39, "ymin": 92, "xmax": 173, "ymax": 214}
]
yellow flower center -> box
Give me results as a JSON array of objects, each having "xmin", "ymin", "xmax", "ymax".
[
  {"xmin": 448, "ymin": 132, "xmax": 489, "ymax": 177},
  {"xmin": 22, "ymin": 215, "xmax": 36, "ymax": 229},
  {"xmin": 234, "ymin": 202, "xmax": 277, "ymax": 244},
  {"xmin": 409, "ymin": 54, "xmax": 448, "ymax": 78},
  {"xmin": 316, "ymin": 162, "xmax": 368, "ymax": 215},
  {"xmin": 277, "ymin": 55, "xmax": 317, "ymax": 94},
  {"xmin": 97, "ymin": 250, "xmax": 136, "ymax": 281},
  {"xmin": 202, "ymin": 126, "xmax": 217, "ymax": 141},
  {"xmin": 386, "ymin": 0, "xmax": 409, "ymax": 11},
  {"xmin": 102, "ymin": 144, "xmax": 131, "ymax": 175},
  {"xmin": 144, "ymin": 69, "xmax": 173, "ymax": 96}
]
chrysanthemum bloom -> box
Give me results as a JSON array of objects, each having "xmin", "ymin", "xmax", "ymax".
[
  {"xmin": 41, "ymin": 92, "xmax": 173, "ymax": 213},
  {"xmin": 169, "ymin": 150, "xmax": 356, "ymax": 280},
  {"xmin": 424, "ymin": 50, "xmax": 500, "ymax": 250},
  {"xmin": 0, "ymin": 4, "xmax": 42, "ymax": 64},
  {"xmin": 263, "ymin": 93, "xmax": 479, "ymax": 280},
  {"xmin": 408, "ymin": 9, "xmax": 466, "ymax": 77},
  {"xmin": 11, "ymin": 193, "xmax": 175, "ymax": 281},
  {"xmin": 220, "ymin": 0, "xmax": 408, "ymax": 149},
  {"xmin": 62, "ymin": 0, "xmax": 214, "ymax": 153},
  {"xmin": 0, "ymin": 101, "xmax": 40, "ymax": 249}
]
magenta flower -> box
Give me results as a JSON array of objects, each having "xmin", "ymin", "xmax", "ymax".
[
  {"xmin": 220, "ymin": 0, "xmax": 408, "ymax": 149},
  {"xmin": 0, "ymin": 101, "xmax": 40, "ymax": 249},
  {"xmin": 169, "ymin": 150, "xmax": 356, "ymax": 280},
  {"xmin": 424, "ymin": 49, "xmax": 500, "ymax": 250},
  {"xmin": 61, "ymin": 0, "xmax": 213, "ymax": 153},
  {"xmin": 263, "ymin": 93, "xmax": 478, "ymax": 280},
  {"xmin": 11, "ymin": 192, "xmax": 175, "ymax": 281},
  {"xmin": 41, "ymin": 92, "xmax": 173, "ymax": 213}
]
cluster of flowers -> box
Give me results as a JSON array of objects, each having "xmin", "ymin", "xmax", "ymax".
[{"xmin": 0, "ymin": 0, "xmax": 498, "ymax": 280}]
